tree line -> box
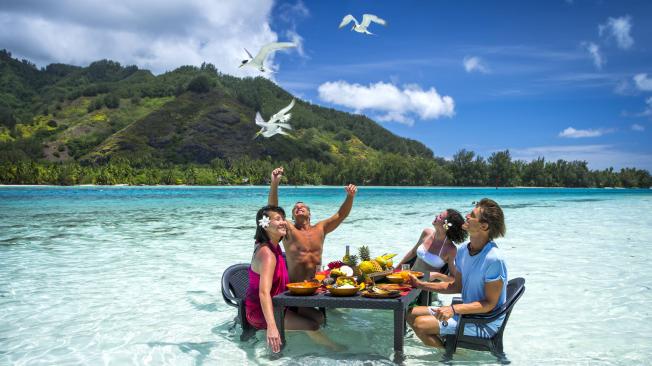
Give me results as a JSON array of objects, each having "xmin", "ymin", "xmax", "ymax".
[{"xmin": 1, "ymin": 149, "xmax": 650, "ymax": 188}]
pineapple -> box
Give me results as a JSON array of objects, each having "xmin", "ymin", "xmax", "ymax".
[
  {"xmin": 358, "ymin": 245, "xmax": 371, "ymax": 262},
  {"xmin": 344, "ymin": 254, "xmax": 359, "ymax": 268},
  {"xmin": 370, "ymin": 260, "xmax": 383, "ymax": 272},
  {"xmin": 359, "ymin": 260, "xmax": 383, "ymax": 274},
  {"xmin": 358, "ymin": 261, "xmax": 376, "ymax": 274}
]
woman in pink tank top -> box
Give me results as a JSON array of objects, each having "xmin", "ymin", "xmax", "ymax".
[{"xmin": 245, "ymin": 205, "xmax": 339, "ymax": 353}]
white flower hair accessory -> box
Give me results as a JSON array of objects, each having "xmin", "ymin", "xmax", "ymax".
[
  {"xmin": 258, "ymin": 215, "xmax": 270, "ymax": 228},
  {"xmin": 443, "ymin": 219, "xmax": 453, "ymax": 231}
]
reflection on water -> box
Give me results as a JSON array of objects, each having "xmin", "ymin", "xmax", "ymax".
[{"xmin": 1, "ymin": 186, "xmax": 651, "ymax": 365}]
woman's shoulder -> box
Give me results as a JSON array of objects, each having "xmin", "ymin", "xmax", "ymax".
[
  {"xmin": 422, "ymin": 227, "xmax": 435, "ymax": 235},
  {"xmin": 253, "ymin": 243, "xmax": 276, "ymax": 261}
]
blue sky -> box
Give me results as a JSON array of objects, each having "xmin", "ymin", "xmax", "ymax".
[{"xmin": 1, "ymin": 0, "xmax": 651, "ymax": 170}]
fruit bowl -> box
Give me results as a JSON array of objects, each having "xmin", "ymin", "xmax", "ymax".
[
  {"xmin": 287, "ymin": 282, "xmax": 320, "ymax": 296},
  {"xmin": 386, "ymin": 274, "xmax": 405, "ymax": 283},
  {"xmin": 326, "ymin": 285, "xmax": 360, "ymax": 297}
]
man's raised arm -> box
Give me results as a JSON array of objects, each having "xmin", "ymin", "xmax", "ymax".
[
  {"xmin": 320, "ymin": 184, "xmax": 357, "ymax": 234},
  {"xmin": 268, "ymin": 167, "xmax": 283, "ymax": 206}
]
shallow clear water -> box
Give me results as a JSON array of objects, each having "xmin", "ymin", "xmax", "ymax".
[{"xmin": 1, "ymin": 186, "xmax": 651, "ymax": 365}]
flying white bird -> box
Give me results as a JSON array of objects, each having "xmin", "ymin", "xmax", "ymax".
[
  {"xmin": 338, "ymin": 14, "xmax": 387, "ymax": 35},
  {"xmin": 269, "ymin": 98, "xmax": 295, "ymax": 124},
  {"xmin": 254, "ymin": 113, "xmax": 292, "ymax": 138},
  {"xmin": 239, "ymin": 42, "xmax": 296, "ymax": 72},
  {"xmin": 253, "ymin": 99, "xmax": 296, "ymax": 138}
]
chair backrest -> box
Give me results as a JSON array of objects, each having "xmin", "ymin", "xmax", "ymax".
[
  {"xmin": 506, "ymin": 277, "xmax": 525, "ymax": 305},
  {"xmin": 221, "ymin": 263, "xmax": 250, "ymax": 307},
  {"xmin": 494, "ymin": 277, "xmax": 525, "ymax": 337}
]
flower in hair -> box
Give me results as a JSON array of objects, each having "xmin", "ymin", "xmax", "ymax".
[
  {"xmin": 258, "ymin": 215, "xmax": 270, "ymax": 228},
  {"xmin": 443, "ymin": 219, "xmax": 453, "ymax": 231}
]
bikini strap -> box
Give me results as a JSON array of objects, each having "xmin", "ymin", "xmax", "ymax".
[{"xmin": 437, "ymin": 237, "xmax": 447, "ymax": 257}]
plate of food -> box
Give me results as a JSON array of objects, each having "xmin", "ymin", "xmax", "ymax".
[
  {"xmin": 287, "ymin": 281, "xmax": 321, "ymax": 296},
  {"xmin": 327, "ymin": 277, "xmax": 360, "ymax": 296},
  {"xmin": 361, "ymin": 286, "xmax": 402, "ymax": 298},
  {"xmin": 375, "ymin": 283, "xmax": 411, "ymax": 292},
  {"xmin": 409, "ymin": 271, "xmax": 424, "ymax": 278},
  {"xmin": 326, "ymin": 284, "xmax": 360, "ymax": 296},
  {"xmin": 385, "ymin": 273, "xmax": 406, "ymax": 283}
]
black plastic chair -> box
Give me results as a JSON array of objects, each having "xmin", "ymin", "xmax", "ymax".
[
  {"xmin": 221, "ymin": 263, "xmax": 257, "ymax": 341},
  {"xmin": 443, "ymin": 277, "xmax": 526, "ymax": 361}
]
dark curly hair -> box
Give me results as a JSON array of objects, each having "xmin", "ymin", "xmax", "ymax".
[
  {"xmin": 254, "ymin": 205, "xmax": 286, "ymax": 244},
  {"xmin": 445, "ymin": 208, "xmax": 468, "ymax": 244}
]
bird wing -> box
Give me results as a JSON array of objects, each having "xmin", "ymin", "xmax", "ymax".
[
  {"xmin": 262, "ymin": 129, "xmax": 278, "ymax": 138},
  {"xmin": 255, "ymin": 112, "xmax": 266, "ymax": 124},
  {"xmin": 339, "ymin": 14, "xmax": 356, "ymax": 28},
  {"xmin": 361, "ymin": 14, "xmax": 386, "ymax": 27},
  {"xmin": 272, "ymin": 122, "xmax": 293, "ymax": 130},
  {"xmin": 274, "ymin": 113, "xmax": 291, "ymax": 123},
  {"xmin": 253, "ymin": 42, "xmax": 296, "ymax": 64},
  {"xmin": 276, "ymin": 99, "xmax": 295, "ymax": 117},
  {"xmin": 256, "ymin": 121, "xmax": 276, "ymax": 128}
]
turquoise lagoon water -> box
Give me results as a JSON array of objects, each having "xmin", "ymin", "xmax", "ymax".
[{"xmin": 1, "ymin": 186, "xmax": 651, "ymax": 365}]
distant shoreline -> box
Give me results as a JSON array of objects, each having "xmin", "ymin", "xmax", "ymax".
[{"xmin": 0, "ymin": 184, "xmax": 649, "ymax": 189}]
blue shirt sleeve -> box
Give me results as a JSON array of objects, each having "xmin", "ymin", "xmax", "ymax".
[{"xmin": 484, "ymin": 257, "xmax": 507, "ymax": 283}]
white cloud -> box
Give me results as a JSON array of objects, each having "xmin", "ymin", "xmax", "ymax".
[
  {"xmin": 277, "ymin": 1, "xmax": 309, "ymax": 60},
  {"xmin": 558, "ymin": 127, "xmax": 614, "ymax": 138},
  {"xmin": 638, "ymin": 97, "xmax": 652, "ymax": 117},
  {"xmin": 0, "ymin": 0, "xmax": 300, "ymax": 76},
  {"xmin": 631, "ymin": 124, "xmax": 645, "ymax": 131},
  {"xmin": 317, "ymin": 81, "xmax": 455, "ymax": 125},
  {"xmin": 581, "ymin": 42, "xmax": 604, "ymax": 70},
  {"xmin": 510, "ymin": 145, "xmax": 652, "ymax": 171},
  {"xmin": 599, "ymin": 15, "xmax": 634, "ymax": 49},
  {"xmin": 614, "ymin": 79, "xmax": 636, "ymax": 95},
  {"xmin": 463, "ymin": 56, "xmax": 489, "ymax": 73},
  {"xmin": 633, "ymin": 73, "xmax": 652, "ymax": 91}
]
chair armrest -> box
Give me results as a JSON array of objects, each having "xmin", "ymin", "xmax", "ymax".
[
  {"xmin": 457, "ymin": 305, "xmax": 509, "ymax": 327},
  {"xmin": 222, "ymin": 285, "xmax": 239, "ymax": 308}
]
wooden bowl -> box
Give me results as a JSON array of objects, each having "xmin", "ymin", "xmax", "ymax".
[
  {"xmin": 386, "ymin": 274, "xmax": 405, "ymax": 283},
  {"xmin": 287, "ymin": 282, "xmax": 320, "ymax": 296},
  {"xmin": 326, "ymin": 285, "xmax": 360, "ymax": 297}
]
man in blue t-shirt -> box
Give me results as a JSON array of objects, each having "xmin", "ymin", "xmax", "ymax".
[{"xmin": 407, "ymin": 198, "xmax": 508, "ymax": 348}]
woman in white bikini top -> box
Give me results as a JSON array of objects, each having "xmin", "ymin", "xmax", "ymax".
[{"xmin": 397, "ymin": 208, "xmax": 468, "ymax": 281}]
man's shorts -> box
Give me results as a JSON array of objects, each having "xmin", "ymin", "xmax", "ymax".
[{"xmin": 428, "ymin": 307, "xmax": 503, "ymax": 339}]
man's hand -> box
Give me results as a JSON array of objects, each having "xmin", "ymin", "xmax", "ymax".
[
  {"xmin": 407, "ymin": 273, "xmax": 421, "ymax": 288},
  {"xmin": 271, "ymin": 167, "xmax": 284, "ymax": 185},
  {"xmin": 432, "ymin": 306, "xmax": 454, "ymax": 322},
  {"xmin": 344, "ymin": 184, "xmax": 357, "ymax": 197}
]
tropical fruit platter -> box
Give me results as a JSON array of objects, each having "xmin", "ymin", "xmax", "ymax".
[{"xmin": 309, "ymin": 245, "xmax": 416, "ymax": 298}]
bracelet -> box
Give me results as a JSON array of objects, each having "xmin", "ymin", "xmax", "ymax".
[{"xmin": 451, "ymin": 305, "xmax": 456, "ymax": 316}]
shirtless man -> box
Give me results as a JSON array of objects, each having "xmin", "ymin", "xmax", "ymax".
[{"xmin": 268, "ymin": 167, "xmax": 357, "ymax": 282}]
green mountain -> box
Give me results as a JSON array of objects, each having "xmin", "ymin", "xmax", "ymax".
[
  {"xmin": 0, "ymin": 49, "xmax": 433, "ymax": 166},
  {"xmin": 1, "ymin": 50, "xmax": 649, "ymax": 187}
]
